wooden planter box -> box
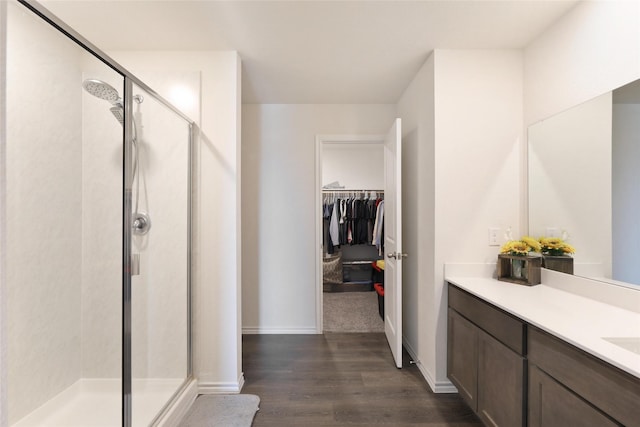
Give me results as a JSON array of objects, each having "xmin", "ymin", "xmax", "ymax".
[
  {"xmin": 497, "ymin": 254, "xmax": 542, "ymax": 286},
  {"xmin": 542, "ymin": 255, "xmax": 574, "ymax": 274}
]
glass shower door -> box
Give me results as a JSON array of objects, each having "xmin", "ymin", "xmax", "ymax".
[
  {"xmin": 127, "ymin": 82, "xmax": 191, "ymax": 426},
  {"xmin": 6, "ymin": 1, "xmax": 125, "ymax": 425}
]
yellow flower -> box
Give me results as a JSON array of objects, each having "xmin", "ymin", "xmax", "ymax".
[
  {"xmin": 521, "ymin": 236, "xmax": 542, "ymax": 252},
  {"xmin": 500, "ymin": 236, "xmax": 542, "ymax": 256},
  {"xmin": 500, "ymin": 240, "xmax": 530, "ymax": 256},
  {"xmin": 539, "ymin": 237, "xmax": 575, "ymax": 255}
]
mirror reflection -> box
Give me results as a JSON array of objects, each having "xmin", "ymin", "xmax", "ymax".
[{"xmin": 528, "ymin": 79, "xmax": 640, "ymax": 287}]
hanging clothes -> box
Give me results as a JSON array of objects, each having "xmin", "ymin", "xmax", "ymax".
[
  {"xmin": 329, "ymin": 200, "xmax": 339, "ymax": 247},
  {"xmin": 372, "ymin": 199, "xmax": 385, "ymax": 256},
  {"xmin": 322, "ymin": 191, "xmax": 384, "ymax": 252}
]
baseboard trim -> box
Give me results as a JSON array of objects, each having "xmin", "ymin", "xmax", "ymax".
[
  {"xmin": 403, "ymin": 337, "xmax": 458, "ymax": 394},
  {"xmin": 242, "ymin": 327, "xmax": 318, "ymax": 334},
  {"xmin": 197, "ymin": 373, "xmax": 245, "ymax": 395},
  {"xmin": 155, "ymin": 378, "xmax": 198, "ymax": 427}
]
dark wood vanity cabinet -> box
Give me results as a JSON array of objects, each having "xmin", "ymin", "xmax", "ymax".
[
  {"xmin": 528, "ymin": 327, "xmax": 640, "ymax": 427},
  {"xmin": 477, "ymin": 329, "xmax": 526, "ymax": 427},
  {"xmin": 528, "ymin": 365, "xmax": 618, "ymax": 427},
  {"xmin": 447, "ymin": 283, "xmax": 640, "ymax": 427},
  {"xmin": 447, "ymin": 285, "xmax": 526, "ymax": 427},
  {"xmin": 447, "ymin": 309, "xmax": 478, "ymax": 408}
]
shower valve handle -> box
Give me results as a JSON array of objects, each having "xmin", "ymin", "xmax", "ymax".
[{"xmin": 132, "ymin": 212, "xmax": 151, "ymax": 235}]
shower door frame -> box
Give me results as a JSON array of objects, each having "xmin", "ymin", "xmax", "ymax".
[{"xmin": 15, "ymin": 2, "xmax": 195, "ymax": 426}]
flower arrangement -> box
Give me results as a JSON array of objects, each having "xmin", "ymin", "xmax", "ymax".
[
  {"xmin": 538, "ymin": 237, "xmax": 576, "ymax": 256},
  {"xmin": 500, "ymin": 236, "xmax": 541, "ymax": 256}
]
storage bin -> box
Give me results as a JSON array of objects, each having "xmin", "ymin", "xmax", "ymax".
[
  {"xmin": 374, "ymin": 283, "xmax": 384, "ymax": 319},
  {"xmin": 343, "ymin": 261, "xmax": 374, "ymax": 289},
  {"xmin": 371, "ymin": 261, "xmax": 384, "ymax": 285}
]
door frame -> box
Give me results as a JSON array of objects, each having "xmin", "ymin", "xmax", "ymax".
[{"xmin": 314, "ymin": 134, "xmax": 385, "ymax": 334}]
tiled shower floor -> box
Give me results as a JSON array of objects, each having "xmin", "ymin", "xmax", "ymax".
[{"xmin": 12, "ymin": 378, "xmax": 184, "ymax": 427}]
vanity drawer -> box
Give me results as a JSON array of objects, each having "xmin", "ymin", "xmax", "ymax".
[
  {"xmin": 528, "ymin": 327, "xmax": 640, "ymax": 427},
  {"xmin": 448, "ymin": 284, "xmax": 525, "ymax": 355}
]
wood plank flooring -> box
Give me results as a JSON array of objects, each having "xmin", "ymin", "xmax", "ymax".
[{"xmin": 242, "ymin": 333, "xmax": 482, "ymax": 426}]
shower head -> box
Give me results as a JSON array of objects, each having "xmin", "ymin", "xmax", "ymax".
[
  {"xmin": 110, "ymin": 105, "xmax": 138, "ymax": 141},
  {"xmin": 82, "ymin": 79, "xmax": 121, "ymax": 104},
  {"xmin": 109, "ymin": 106, "xmax": 124, "ymax": 125}
]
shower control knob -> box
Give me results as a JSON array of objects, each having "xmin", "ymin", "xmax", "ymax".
[{"xmin": 132, "ymin": 212, "xmax": 151, "ymax": 235}]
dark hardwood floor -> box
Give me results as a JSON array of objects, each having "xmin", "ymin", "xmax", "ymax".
[{"xmin": 242, "ymin": 333, "xmax": 482, "ymax": 426}]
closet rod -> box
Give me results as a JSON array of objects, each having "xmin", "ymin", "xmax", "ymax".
[{"xmin": 321, "ymin": 189, "xmax": 384, "ymax": 193}]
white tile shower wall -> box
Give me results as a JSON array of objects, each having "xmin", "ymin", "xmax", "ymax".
[
  {"xmin": 129, "ymin": 80, "xmax": 191, "ymax": 379},
  {"xmin": 80, "ymin": 67, "xmax": 123, "ymax": 379},
  {"xmin": 80, "ymin": 68, "xmax": 196, "ymax": 380},
  {"xmin": 6, "ymin": 2, "xmax": 83, "ymax": 423}
]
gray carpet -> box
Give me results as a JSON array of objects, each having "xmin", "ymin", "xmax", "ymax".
[
  {"xmin": 323, "ymin": 291, "xmax": 385, "ymax": 332},
  {"xmin": 178, "ymin": 394, "xmax": 260, "ymax": 427}
]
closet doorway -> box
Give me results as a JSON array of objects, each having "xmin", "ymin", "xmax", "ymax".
[{"xmin": 315, "ymin": 119, "xmax": 404, "ymax": 367}]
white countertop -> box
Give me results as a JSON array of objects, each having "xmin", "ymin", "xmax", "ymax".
[{"xmin": 445, "ymin": 277, "xmax": 640, "ymax": 378}]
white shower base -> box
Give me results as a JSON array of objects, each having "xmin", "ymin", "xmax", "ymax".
[{"xmin": 12, "ymin": 378, "xmax": 186, "ymax": 427}]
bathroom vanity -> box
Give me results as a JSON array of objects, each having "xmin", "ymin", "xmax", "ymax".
[{"xmin": 446, "ymin": 278, "xmax": 640, "ymax": 427}]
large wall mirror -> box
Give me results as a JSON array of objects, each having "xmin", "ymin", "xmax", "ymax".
[{"xmin": 528, "ymin": 79, "xmax": 640, "ymax": 288}]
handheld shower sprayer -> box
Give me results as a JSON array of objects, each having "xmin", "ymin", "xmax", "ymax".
[{"xmin": 82, "ymin": 78, "xmax": 150, "ymax": 236}]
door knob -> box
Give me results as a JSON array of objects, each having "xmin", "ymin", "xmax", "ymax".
[{"xmin": 387, "ymin": 252, "xmax": 408, "ymax": 259}]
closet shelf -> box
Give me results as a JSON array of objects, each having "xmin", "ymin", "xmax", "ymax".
[{"xmin": 342, "ymin": 260, "xmax": 379, "ymax": 265}]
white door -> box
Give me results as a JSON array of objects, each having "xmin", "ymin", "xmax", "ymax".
[{"xmin": 384, "ymin": 118, "xmax": 404, "ymax": 368}]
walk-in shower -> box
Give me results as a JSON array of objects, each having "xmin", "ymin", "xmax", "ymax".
[
  {"xmin": 82, "ymin": 78, "xmax": 151, "ymax": 236},
  {"xmin": 3, "ymin": 1, "xmax": 194, "ymax": 426}
]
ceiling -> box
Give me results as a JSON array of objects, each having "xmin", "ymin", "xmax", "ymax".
[{"xmin": 39, "ymin": 0, "xmax": 579, "ymax": 104}]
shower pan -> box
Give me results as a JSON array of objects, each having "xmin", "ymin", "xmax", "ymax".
[{"xmin": 3, "ymin": 1, "xmax": 194, "ymax": 426}]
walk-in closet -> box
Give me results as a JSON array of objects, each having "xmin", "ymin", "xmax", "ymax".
[{"xmin": 320, "ymin": 140, "xmax": 385, "ymax": 333}]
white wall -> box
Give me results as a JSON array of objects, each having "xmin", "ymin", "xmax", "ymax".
[
  {"xmin": 0, "ymin": 1, "xmax": 7, "ymax": 424},
  {"xmin": 612, "ymin": 102, "xmax": 640, "ymax": 284},
  {"xmin": 434, "ymin": 49, "xmax": 523, "ymax": 387},
  {"xmin": 5, "ymin": 2, "xmax": 84, "ymax": 422},
  {"xmin": 397, "ymin": 50, "xmax": 523, "ymax": 392},
  {"xmin": 242, "ymin": 104, "xmax": 395, "ymax": 333},
  {"xmin": 111, "ymin": 51, "xmax": 243, "ymax": 393},
  {"xmin": 322, "ymin": 143, "xmax": 384, "ymax": 190},
  {"xmin": 529, "ymin": 92, "xmax": 612, "ymax": 277},
  {"xmin": 396, "ymin": 53, "xmax": 435, "ymax": 388},
  {"xmin": 524, "ymin": 0, "xmax": 640, "ymax": 126}
]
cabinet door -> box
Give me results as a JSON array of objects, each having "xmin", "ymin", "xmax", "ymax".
[
  {"xmin": 447, "ymin": 308, "xmax": 478, "ymax": 411},
  {"xmin": 477, "ymin": 330, "xmax": 525, "ymax": 427},
  {"xmin": 528, "ymin": 365, "xmax": 618, "ymax": 427}
]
